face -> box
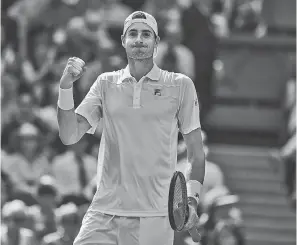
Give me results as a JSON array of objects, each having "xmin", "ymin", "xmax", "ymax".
[{"xmin": 121, "ymin": 22, "xmax": 159, "ymax": 60}]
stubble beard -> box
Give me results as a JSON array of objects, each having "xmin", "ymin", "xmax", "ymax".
[{"xmin": 127, "ymin": 48, "xmax": 154, "ymax": 61}]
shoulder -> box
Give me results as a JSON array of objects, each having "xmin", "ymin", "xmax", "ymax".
[
  {"xmin": 87, "ymin": 69, "xmax": 125, "ymax": 90},
  {"xmin": 160, "ymin": 71, "xmax": 193, "ymax": 87},
  {"xmin": 96, "ymin": 70, "xmax": 124, "ymax": 84}
]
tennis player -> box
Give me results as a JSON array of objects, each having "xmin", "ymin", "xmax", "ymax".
[{"xmin": 57, "ymin": 11, "xmax": 205, "ymax": 245}]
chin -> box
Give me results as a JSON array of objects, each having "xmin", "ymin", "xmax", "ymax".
[{"xmin": 129, "ymin": 53, "xmax": 153, "ymax": 60}]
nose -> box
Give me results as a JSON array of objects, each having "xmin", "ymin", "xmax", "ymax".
[{"xmin": 135, "ymin": 33, "xmax": 143, "ymax": 43}]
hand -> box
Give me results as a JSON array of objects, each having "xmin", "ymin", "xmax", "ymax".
[
  {"xmin": 183, "ymin": 203, "xmax": 201, "ymax": 243},
  {"xmin": 183, "ymin": 204, "xmax": 199, "ymax": 231},
  {"xmin": 60, "ymin": 57, "xmax": 86, "ymax": 89}
]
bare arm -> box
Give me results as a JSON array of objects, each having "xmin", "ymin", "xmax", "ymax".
[
  {"xmin": 57, "ymin": 107, "xmax": 91, "ymax": 145},
  {"xmin": 183, "ymin": 128, "xmax": 205, "ymax": 209},
  {"xmin": 177, "ymin": 76, "xmax": 205, "ymax": 209},
  {"xmin": 183, "ymin": 128, "xmax": 205, "ymax": 185},
  {"xmin": 57, "ymin": 57, "xmax": 102, "ymax": 145}
]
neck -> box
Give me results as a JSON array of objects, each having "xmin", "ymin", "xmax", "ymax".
[{"xmin": 127, "ymin": 58, "xmax": 154, "ymax": 82}]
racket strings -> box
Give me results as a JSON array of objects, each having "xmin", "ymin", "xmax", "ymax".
[{"xmin": 173, "ymin": 177, "xmax": 187, "ymax": 230}]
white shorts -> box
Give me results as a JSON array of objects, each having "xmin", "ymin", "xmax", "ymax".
[{"xmin": 73, "ymin": 210, "xmax": 174, "ymax": 245}]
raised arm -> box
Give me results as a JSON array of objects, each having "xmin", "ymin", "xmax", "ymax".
[{"xmin": 57, "ymin": 57, "xmax": 102, "ymax": 145}]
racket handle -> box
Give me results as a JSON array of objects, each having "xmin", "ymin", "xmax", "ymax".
[{"xmin": 188, "ymin": 226, "xmax": 201, "ymax": 243}]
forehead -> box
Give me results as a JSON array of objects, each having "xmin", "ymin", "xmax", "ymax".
[{"xmin": 126, "ymin": 22, "xmax": 154, "ymax": 33}]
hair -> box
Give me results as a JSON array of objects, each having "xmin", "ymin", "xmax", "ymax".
[{"xmin": 131, "ymin": 11, "xmax": 147, "ymax": 20}]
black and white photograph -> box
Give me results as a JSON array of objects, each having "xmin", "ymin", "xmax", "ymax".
[{"xmin": 1, "ymin": 0, "xmax": 296, "ymax": 244}]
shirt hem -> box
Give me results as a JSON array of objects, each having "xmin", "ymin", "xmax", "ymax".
[
  {"xmin": 88, "ymin": 208, "xmax": 168, "ymax": 217},
  {"xmin": 75, "ymin": 110, "xmax": 98, "ymax": 134}
]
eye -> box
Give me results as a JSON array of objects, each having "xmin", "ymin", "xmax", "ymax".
[
  {"xmin": 143, "ymin": 32, "xmax": 152, "ymax": 38},
  {"xmin": 128, "ymin": 31, "xmax": 137, "ymax": 37}
]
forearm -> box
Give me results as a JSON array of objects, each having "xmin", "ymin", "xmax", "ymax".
[
  {"xmin": 57, "ymin": 57, "xmax": 93, "ymax": 145},
  {"xmin": 188, "ymin": 148, "xmax": 205, "ymax": 208},
  {"xmin": 189, "ymin": 152, "xmax": 205, "ymax": 185},
  {"xmin": 57, "ymin": 79, "xmax": 81, "ymax": 145}
]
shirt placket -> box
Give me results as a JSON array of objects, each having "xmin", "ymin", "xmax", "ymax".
[{"xmin": 132, "ymin": 77, "xmax": 145, "ymax": 109}]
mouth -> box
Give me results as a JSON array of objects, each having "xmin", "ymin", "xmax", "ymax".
[{"xmin": 132, "ymin": 45, "xmax": 146, "ymax": 48}]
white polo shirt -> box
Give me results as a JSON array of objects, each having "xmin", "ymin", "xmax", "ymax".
[{"xmin": 75, "ymin": 64, "xmax": 201, "ymax": 216}]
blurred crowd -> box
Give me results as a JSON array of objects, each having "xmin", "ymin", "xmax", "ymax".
[
  {"xmin": 1, "ymin": 0, "xmax": 293, "ymax": 244},
  {"xmin": 276, "ymin": 57, "xmax": 296, "ymax": 210}
]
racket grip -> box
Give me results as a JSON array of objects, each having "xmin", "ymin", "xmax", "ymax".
[{"xmin": 188, "ymin": 226, "xmax": 201, "ymax": 243}]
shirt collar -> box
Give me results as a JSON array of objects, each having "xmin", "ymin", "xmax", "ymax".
[{"xmin": 118, "ymin": 63, "xmax": 161, "ymax": 84}]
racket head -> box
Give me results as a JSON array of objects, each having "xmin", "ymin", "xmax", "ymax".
[{"xmin": 168, "ymin": 171, "xmax": 189, "ymax": 231}]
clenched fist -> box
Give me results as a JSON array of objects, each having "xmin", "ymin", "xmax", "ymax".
[{"xmin": 60, "ymin": 57, "xmax": 86, "ymax": 89}]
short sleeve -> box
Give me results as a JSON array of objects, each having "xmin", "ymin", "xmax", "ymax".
[
  {"xmin": 75, "ymin": 75, "xmax": 103, "ymax": 134},
  {"xmin": 177, "ymin": 76, "xmax": 201, "ymax": 134}
]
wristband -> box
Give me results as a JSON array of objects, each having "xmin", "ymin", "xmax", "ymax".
[
  {"xmin": 187, "ymin": 180, "xmax": 202, "ymax": 204},
  {"xmin": 58, "ymin": 86, "xmax": 74, "ymax": 110}
]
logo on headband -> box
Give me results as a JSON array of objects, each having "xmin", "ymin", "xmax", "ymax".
[{"xmin": 132, "ymin": 11, "xmax": 147, "ymax": 20}]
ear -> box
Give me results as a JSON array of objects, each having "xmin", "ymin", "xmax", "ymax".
[
  {"xmin": 121, "ymin": 34, "xmax": 125, "ymax": 48},
  {"xmin": 155, "ymin": 35, "xmax": 160, "ymax": 46}
]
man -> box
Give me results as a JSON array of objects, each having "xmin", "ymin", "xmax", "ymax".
[{"xmin": 57, "ymin": 11, "xmax": 205, "ymax": 245}]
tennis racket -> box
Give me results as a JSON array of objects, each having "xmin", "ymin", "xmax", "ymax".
[{"xmin": 168, "ymin": 171, "xmax": 201, "ymax": 242}]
